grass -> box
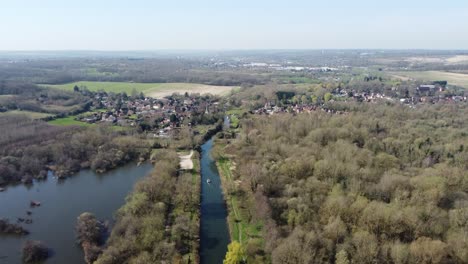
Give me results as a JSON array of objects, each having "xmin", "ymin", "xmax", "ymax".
[
  {"xmin": 48, "ymin": 116, "xmax": 131, "ymax": 131},
  {"xmin": 229, "ymin": 115, "xmax": 240, "ymax": 129},
  {"xmin": 391, "ymin": 71, "xmax": 468, "ymax": 88},
  {"xmin": 0, "ymin": 110, "xmax": 54, "ymax": 120},
  {"xmin": 226, "ymin": 108, "xmax": 247, "ymax": 116},
  {"xmin": 43, "ymin": 81, "xmax": 237, "ymax": 98},
  {"xmin": 217, "ymin": 158, "xmax": 263, "ymax": 245},
  {"xmin": 48, "ymin": 116, "xmax": 93, "ymax": 127}
]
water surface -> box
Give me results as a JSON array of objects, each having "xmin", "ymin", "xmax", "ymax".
[
  {"xmin": 0, "ymin": 162, "xmax": 153, "ymax": 264},
  {"xmin": 199, "ymin": 138, "xmax": 230, "ymax": 264}
]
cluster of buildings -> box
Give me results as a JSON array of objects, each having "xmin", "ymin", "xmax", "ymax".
[
  {"xmin": 253, "ymin": 101, "xmax": 347, "ymax": 115},
  {"xmin": 77, "ymin": 93, "xmax": 222, "ymax": 134},
  {"xmin": 252, "ymin": 82, "xmax": 467, "ymax": 116}
]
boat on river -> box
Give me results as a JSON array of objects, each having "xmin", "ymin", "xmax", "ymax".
[{"xmin": 207, "ymin": 179, "xmax": 211, "ymax": 184}]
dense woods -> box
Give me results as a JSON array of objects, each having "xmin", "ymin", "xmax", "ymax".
[
  {"xmin": 96, "ymin": 149, "xmax": 201, "ymax": 264},
  {"xmin": 0, "ymin": 81, "xmax": 91, "ymax": 114},
  {"xmin": 0, "ymin": 115, "xmax": 150, "ymax": 185},
  {"xmin": 215, "ymin": 103, "xmax": 468, "ymax": 263},
  {"xmin": 0, "ymin": 58, "xmax": 267, "ymax": 86}
]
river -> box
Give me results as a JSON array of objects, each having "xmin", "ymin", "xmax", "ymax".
[
  {"xmin": 0, "ymin": 162, "xmax": 153, "ymax": 264},
  {"xmin": 199, "ymin": 134, "xmax": 231, "ymax": 263}
]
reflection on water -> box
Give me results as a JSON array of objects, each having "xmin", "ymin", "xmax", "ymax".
[
  {"xmin": 199, "ymin": 138, "xmax": 230, "ymax": 264},
  {"xmin": 0, "ymin": 162, "xmax": 153, "ymax": 264}
]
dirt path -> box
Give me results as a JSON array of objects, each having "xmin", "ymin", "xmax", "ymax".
[{"xmin": 179, "ymin": 150, "xmax": 194, "ymax": 170}]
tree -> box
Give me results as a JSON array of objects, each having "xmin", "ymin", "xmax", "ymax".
[
  {"xmin": 324, "ymin": 92, "xmax": 333, "ymax": 102},
  {"xmin": 74, "ymin": 85, "xmax": 80, "ymax": 92},
  {"xmin": 335, "ymin": 249, "xmax": 350, "ymax": 264},
  {"xmin": 170, "ymin": 114, "xmax": 178, "ymax": 123},
  {"xmin": 131, "ymin": 88, "xmax": 138, "ymax": 98},
  {"xmin": 22, "ymin": 240, "xmax": 49, "ymax": 263},
  {"xmin": 76, "ymin": 212, "xmax": 103, "ymax": 244},
  {"xmin": 224, "ymin": 241, "xmax": 245, "ymax": 264}
]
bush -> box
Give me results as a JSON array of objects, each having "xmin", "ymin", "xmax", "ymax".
[{"xmin": 22, "ymin": 240, "xmax": 49, "ymax": 263}]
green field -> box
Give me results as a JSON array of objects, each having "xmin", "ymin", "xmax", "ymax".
[
  {"xmin": 44, "ymin": 81, "xmax": 237, "ymax": 98},
  {"xmin": 391, "ymin": 71, "xmax": 468, "ymax": 88},
  {"xmin": 0, "ymin": 110, "xmax": 54, "ymax": 120},
  {"xmin": 48, "ymin": 116, "xmax": 93, "ymax": 127}
]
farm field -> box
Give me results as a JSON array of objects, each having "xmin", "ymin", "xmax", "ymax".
[
  {"xmin": 0, "ymin": 110, "xmax": 53, "ymax": 120},
  {"xmin": 391, "ymin": 71, "xmax": 468, "ymax": 88},
  {"xmin": 44, "ymin": 81, "xmax": 237, "ymax": 98}
]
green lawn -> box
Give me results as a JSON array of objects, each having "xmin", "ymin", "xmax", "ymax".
[
  {"xmin": 43, "ymin": 81, "xmax": 237, "ymax": 98},
  {"xmin": 0, "ymin": 110, "xmax": 54, "ymax": 120},
  {"xmin": 48, "ymin": 116, "xmax": 93, "ymax": 127}
]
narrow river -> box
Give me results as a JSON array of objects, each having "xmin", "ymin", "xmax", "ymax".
[
  {"xmin": 199, "ymin": 138, "xmax": 230, "ymax": 264},
  {"xmin": 0, "ymin": 162, "xmax": 153, "ymax": 264}
]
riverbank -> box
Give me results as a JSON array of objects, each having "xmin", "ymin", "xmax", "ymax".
[{"xmin": 214, "ymin": 139, "xmax": 266, "ymax": 263}]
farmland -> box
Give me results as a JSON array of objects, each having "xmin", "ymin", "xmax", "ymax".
[
  {"xmin": 44, "ymin": 81, "xmax": 237, "ymax": 98},
  {"xmin": 391, "ymin": 71, "xmax": 468, "ymax": 88}
]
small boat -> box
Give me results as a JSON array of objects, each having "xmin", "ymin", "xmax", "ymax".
[
  {"xmin": 0, "ymin": 187, "xmax": 4, "ymax": 192},
  {"xmin": 207, "ymin": 179, "xmax": 211, "ymax": 184}
]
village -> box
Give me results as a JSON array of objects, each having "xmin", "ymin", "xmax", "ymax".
[
  {"xmin": 252, "ymin": 82, "xmax": 467, "ymax": 116},
  {"xmin": 72, "ymin": 90, "xmax": 224, "ymax": 137}
]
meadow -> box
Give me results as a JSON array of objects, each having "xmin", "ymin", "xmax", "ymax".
[
  {"xmin": 45, "ymin": 81, "xmax": 237, "ymax": 98},
  {"xmin": 391, "ymin": 71, "xmax": 468, "ymax": 88},
  {"xmin": 48, "ymin": 116, "xmax": 93, "ymax": 127}
]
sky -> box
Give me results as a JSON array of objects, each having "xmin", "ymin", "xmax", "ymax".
[{"xmin": 0, "ymin": 0, "xmax": 467, "ymax": 50}]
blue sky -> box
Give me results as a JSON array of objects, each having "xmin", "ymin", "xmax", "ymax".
[{"xmin": 0, "ymin": 0, "xmax": 467, "ymax": 50}]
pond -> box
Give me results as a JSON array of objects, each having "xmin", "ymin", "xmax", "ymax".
[{"xmin": 0, "ymin": 162, "xmax": 153, "ymax": 264}]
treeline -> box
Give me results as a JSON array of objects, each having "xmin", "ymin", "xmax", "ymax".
[
  {"xmin": 96, "ymin": 149, "xmax": 200, "ymax": 263},
  {"xmin": 0, "ymin": 81, "xmax": 92, "ymax": 115},
  {"xmin": 216, "ymin": 103, "xmax": 468, "ymax": 263},
  {"xmin": 0, "ymin": 58, "xmax": 267, "ymax": 86},
  {"xmin": 0, "ymin": 115, "xmax": 150, "ymax": 185}
]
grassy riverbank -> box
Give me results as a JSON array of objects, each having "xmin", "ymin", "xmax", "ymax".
[{"xmin": 215, "ymin": 140, "xmax": 266, "ymax": 263}]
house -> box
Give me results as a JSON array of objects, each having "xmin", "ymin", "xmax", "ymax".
[{"xmin": 417, "ymin": 85, "xmax": 436, "ymax": 94}]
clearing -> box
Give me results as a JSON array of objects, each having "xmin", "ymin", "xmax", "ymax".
[
  {"xmin": 390, "ymin": 71, "xmax": 468, "ymax": 88},
  {"xmin": 179, "ymin": 150, "xmax": 194, "ymax": 170},
  {"xmin": 44, "ymin": 81, "xmax": 237, "ymax": 98}
]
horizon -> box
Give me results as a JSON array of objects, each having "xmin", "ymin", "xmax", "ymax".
[{"xmin": 1, "ymin": 0, "xmax": 467, "ymax": 50}]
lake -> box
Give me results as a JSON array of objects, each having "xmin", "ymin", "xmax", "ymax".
[{"xmin": 0, "ymin": 162, "xmax": 153, "ymax": 264}]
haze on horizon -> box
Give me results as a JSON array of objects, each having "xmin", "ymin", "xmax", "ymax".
[{"xmin": 1, "ymin": 0, "xmax": 467, "ymax": 51}]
